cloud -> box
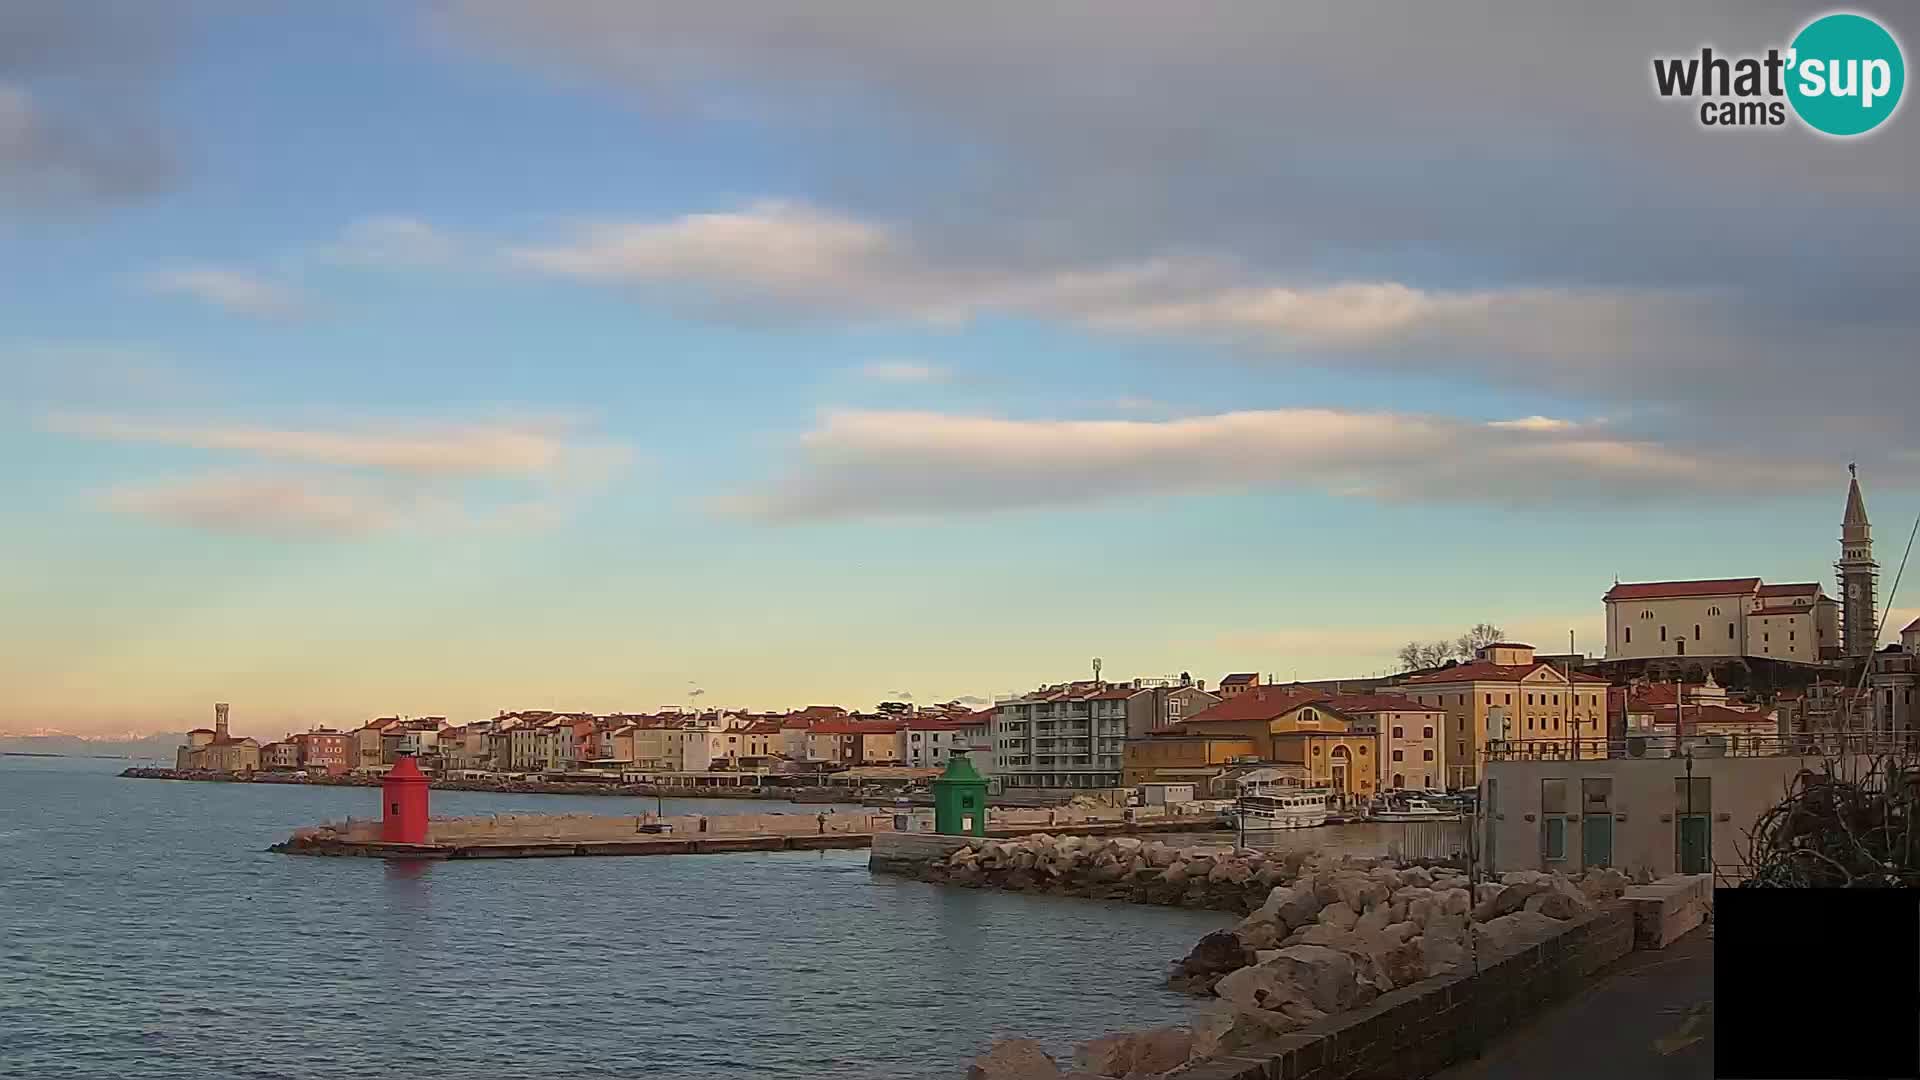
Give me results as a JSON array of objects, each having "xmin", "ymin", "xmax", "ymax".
[
  {"xmin": 0, "ymin": 80, "xmax": 176, "ymax": 207},
  {"xmin": 43, "ymin": 413, "xmax": 575, "ymax": 475},
  {"xmin": 445, "ymin": 3, "xmax": 1920, "ymax": 454},
  {"xmin": 323, "ymin": 215, "xmax": 460, "ymax": 267},
  {"xmin": 507, "ymin": 202, "xmax": 1701, "ymax": 364},
  {"xmin": 139, "ymin": 267, "xmax": 306, "ymax": 319},
  {"xmin": 713, "ymin": 406, "xmax": 1829, "ymax": 523},
  {"xmin": 0, "ymin": 4, "xmax": 184, "ymax": 208},
  {"xmin": 1487, "ymin": 416, "xmax": 1580, "ymax": 433},
  {"xmin": 96, "ymin": 473, "xmax": 438, "ymax": 539},
  {"xmin": 860, "ymin": 360, "xmax": 952, "ymax": 383},
  {"xmin": 48, "ymin": 411, "xmax": 633, "ymax": 538}
]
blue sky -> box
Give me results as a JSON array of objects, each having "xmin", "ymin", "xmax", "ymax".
[{"xmin": 4, "ymin": 2, "xmax": 1917, "ymax": 736}]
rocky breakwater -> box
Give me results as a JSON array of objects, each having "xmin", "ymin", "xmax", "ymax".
[
  {"xmin": 963, "ymin": 854, "xmax": 1632, "ymax": 1079},
  {"xmin": 920, "ymin": 835, "xmax": 1312, "ymax": 914}
]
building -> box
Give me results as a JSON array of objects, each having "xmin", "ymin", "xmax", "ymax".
[
  {"xmin": 1176, "ymin": 686, "xmax": 1380, "ymax": 805},
  {"xmin": 1121, "ymin": 732, "xmax": 1258, "ymax": 792},
  {"xmin": 1869, "ymin": 619, "xmax": 1920, "ymax": 742},
  {"xmin": 174, "ymin": 703, "xmax": 261, "ymax": 772},
  {"xmin": 292, "ymin": 729, "xmax": 353, "ymax": 775},
  {"xmin": 902, "ymin": 714, "xmax": 992, "ymax": 769},
  {"xmin": 1122, "ymin": 677, "xmax": 1220, "ymax": 737},
  {"xmin": 805, "ymin": 719, "xmax": 904, "ymax": 766},
  {"xmin": 1839, "ymin": 464, "xmax": 1878, "ymax": 657},
  {"xmin": 1480, "ymin": 735, "xmax": 1898, "ymax": 878},
  {"xmin": 260, "ymin": 741, "xmax": 299, "ymax": 771},
  {"xmin": 1394, "ymin": 643, "xmax": 1610, "ymax": 789},
  {"xmin": 1217, "ymin": 673, "xmax": 1260, "ymax": 698},
  {"xmin": 992, "ymin": 682, "xmax": 1132, "ymax": 790},
  {"xmin": 1318, "ymin": 692, "xmax": 1448, "ymax": 792},
  {"xmin": 1603, "ymin": 578, "xmax": 1839, "ymax": 663}
]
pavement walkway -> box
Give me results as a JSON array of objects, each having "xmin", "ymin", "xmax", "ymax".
[{"xmin": 1433, "ymin": 923, "xmax": 1714, "ymax": 1080}]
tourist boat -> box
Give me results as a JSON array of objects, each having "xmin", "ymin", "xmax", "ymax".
[
  {"xmin": 1228, "ymin": 789, "xmax": 1331, "ymax": 831},
  {"xmin": 1369, "ymin": 793, "xmax": 1463, "ymax": 823}
]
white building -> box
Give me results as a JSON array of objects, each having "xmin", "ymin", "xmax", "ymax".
[
  {"xmin": 1482, "ymin": 735, "xmax": 1894, "ymax": 879},
  {"xmin": 992, "ymin": 682, "xmax": 1131, "ymax": 790},
  {"xmin": 1603, "ymin": 577, "xmax": 1838, "ymax": 664},
  {"xmin": 901, "ymin": 715, "xmax": 993, "ymax": 771}
]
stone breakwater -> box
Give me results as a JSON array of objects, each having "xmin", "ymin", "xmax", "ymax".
[{"xmin": 924, "ymin": 835, "xmax": 1633, "ymax": 1079}]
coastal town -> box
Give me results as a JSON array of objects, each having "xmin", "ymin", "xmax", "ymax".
[{"xmin": 158, "ymin": 470, "xmax": 1919, "ymax": 868}]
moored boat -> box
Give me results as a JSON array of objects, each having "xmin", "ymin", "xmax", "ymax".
[{"xmin": 1229, "ymin": 788, "xmax": 1331, "ymax": 831}]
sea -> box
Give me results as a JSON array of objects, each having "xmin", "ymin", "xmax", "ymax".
[{"xmin": 0, "ymin": 755, "xmax": 1235, "ymax": 1079}]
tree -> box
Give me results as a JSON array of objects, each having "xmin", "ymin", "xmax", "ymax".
[
  {"xmin": 1396, "ymin": 622, "xmax": 1509, "ymax": 672},
  {"xmin": 1454, "ymin": 623, "xmax": 1507, "ymax": 659},
  {"xmin": 1396, "ymin": 640, "xmax": 1455, "ymax": 672}
]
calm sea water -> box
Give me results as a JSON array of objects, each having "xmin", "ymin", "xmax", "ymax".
[{"xmin": 0, "ymin": 757, "xmax": 1231, "ymax": 1080}]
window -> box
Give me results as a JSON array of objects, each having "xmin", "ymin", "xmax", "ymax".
[
  {"xmin": 1358, "ymin": 745, "xmax": 1368, "ymax": 755},
  {"xmin": 1392, "ymin": 749, "xmax": 1404, "ymax": 761},
  {"xmin": 1527, "ymin": 718, "xmax": 1535, "ymax": 730},
  {"xmin": 1392, "ymin": 725, "xmax": 1404, "ymax": 738},
  {"xmin": 1312, "ymin": 745, "xmax": 1320, "ymax": 755},
  {"xmin": 1693, "ymin": 624, "xmax": 1701, "ymax": 640},
  {"xmin": 1505, "ymin": 694, "xmax": 1512, "ymax": 705},
  {"xmin": 1660, "ymin": 626, "xmax": 1668, "ymax": 642},
  {"xmin": 1423, "ymin": 749, "xmax": 1434, "ymax": 761},
  {"xmin": 1764, "ymin": 633, "xmax": 1769, "ymax": 643},
  {"xmin": 1707, "ymin": 606, "xmax": 1721, "ymax": 616},
  {"xmin": 1392, "ymin": 773, "xmax": 1405, "ymax": 788},
  {"xmin": 1728, "ymin": 623, "xmax": 1736, "ymax": 639},
  {"xmin": 1527, "ymin": 693, "xmax": 1535, "ymax": 705},
  {"xmin": 1423, "ymin": 726, "xmax": 1434, "ymax": 738},
  {"xmin": 1625, "ymin": 627, "xmax": 1632, "ymax": 644},
  {"xmin": 1485, "ymin": 694, "xmax": 1493, "ymax": 705},
  {"xmin": 1790, "ymin": 630, "xmax": 1795, "ymax": 642},
  {"xmin": 1641, "ymin": 610, "xmax": 1654, "ymax": 619}
]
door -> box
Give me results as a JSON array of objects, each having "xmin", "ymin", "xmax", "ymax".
[
  {"xmin": 1676, "ymin": 775, "xmax": 1712, "ymax": 874},
  {"xmin": 1582, "ymin": 815, "xmax": 1613, "ymax": 869},
  {"xmin": 1482, "ymin": 777, "xmax": 1498, "ymax": 873},
  {"xmin": 1677, "ymin": 815, "xmax": 1710, "ymax": 873}
]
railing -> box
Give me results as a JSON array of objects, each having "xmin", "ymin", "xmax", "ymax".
[
  {"xmin": 1484, "ymin": 733, "xmax": 1917, "ymax": 762},
  {"xmin": 1386, "ymin": 818, "xmax": 1474, "ymax": 866}
]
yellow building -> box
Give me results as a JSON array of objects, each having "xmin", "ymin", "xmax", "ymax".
[
  {"xmin": 1396, "ymin": 643, "xmax": 1610, "ymax": 789},
  {"xmin": 1121, "ymin": 733, "xmax": 1257, "ymax": 789},
  {"xmin": 1177, "ymin": 687, "xmax": 1379, "ymax": 805}
]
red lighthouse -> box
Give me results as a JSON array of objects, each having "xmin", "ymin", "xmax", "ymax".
[{"xmin": 381, "ymin": 754, "xmax": 431, "ymax": 844}]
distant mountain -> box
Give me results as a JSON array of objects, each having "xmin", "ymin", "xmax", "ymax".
[{"xmin": 0, "ymin": 732, "xmax": 183, "ymax": 760}]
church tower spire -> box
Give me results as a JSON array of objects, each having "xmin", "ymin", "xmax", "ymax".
[{"xmin": 1838, "ymin": 463, "xmax": 1878, "ymax": 657}]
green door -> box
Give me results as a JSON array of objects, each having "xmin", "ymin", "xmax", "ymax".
[
  {"xmin": 1677, "ymin": 815, "xmax": 1710, "ymax": 874},
  {"xmin": 1582, "ymin": 814, "xmax": 1613, "ymax": 869}
]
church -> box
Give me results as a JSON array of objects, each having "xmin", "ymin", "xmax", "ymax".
[{"xmin": 1601, "ymin": 467, "xmax": 1877, "ymax": 666}]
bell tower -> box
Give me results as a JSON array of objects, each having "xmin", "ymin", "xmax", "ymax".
[{"xmin": 1838, "ymin": 463, "xmax": 1878, "ymax": 657}]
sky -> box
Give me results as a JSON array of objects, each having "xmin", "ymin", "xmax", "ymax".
[{"xmin": 4, "ymin": 1, "xmax": 1918, "ymax": 738}]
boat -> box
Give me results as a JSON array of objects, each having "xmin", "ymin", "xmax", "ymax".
[
  {"xmin": 1228, "ymin": 789, "xmax": 1331, "ymax": 831},
  {"xmin": 1369, "ymin": 792, "xmax": 1463, "ymax": 823}
]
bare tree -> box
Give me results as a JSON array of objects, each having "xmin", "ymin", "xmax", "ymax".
[
  {"xmin": 1397, "ymin": 623, "xmax": 1507, "ymax": 672},
  {"xmin": 1396, "ymin": 640, "xmax": 1455, "ymax": 672},
  {"xmin": 1454, "ymin": 622, "xmax": 1507, "ymax": 659}
]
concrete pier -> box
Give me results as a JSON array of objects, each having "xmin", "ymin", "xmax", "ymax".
[{"xmin": 273, "ymin": 813, "xmax": 1226, "ymax": 860}]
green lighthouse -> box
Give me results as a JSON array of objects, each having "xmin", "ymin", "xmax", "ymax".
[{"xmin": 932, "ymin": 752, "xmax": 989, "ymax": 836}]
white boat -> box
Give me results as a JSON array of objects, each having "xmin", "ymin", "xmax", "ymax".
[
  {"xmin": 1229, "ymin": 789, "xmax": 1331, "ymax": 831},
  {"xmin": 1370, "ymin": 794, "xmax": 1462, "ymax": 823}
]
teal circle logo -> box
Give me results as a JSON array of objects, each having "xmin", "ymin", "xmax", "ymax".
[{"xmin": 1787, "ymin": 13, "xmax": 1905, "ymax": 136}]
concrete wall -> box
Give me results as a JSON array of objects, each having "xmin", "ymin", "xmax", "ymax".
[
  {"xmin": 1483, "ymin": 753, "xmax": 1832, "ymax": 878},
  {"xmin": 1182, "ymin": 903, "xmax": 1637, "ymax": 1080}
]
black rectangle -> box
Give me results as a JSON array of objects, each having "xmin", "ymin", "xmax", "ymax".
[{"xmin": 1716, "ymin": 888, "xmax": 1920, "ymax": 1079}]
